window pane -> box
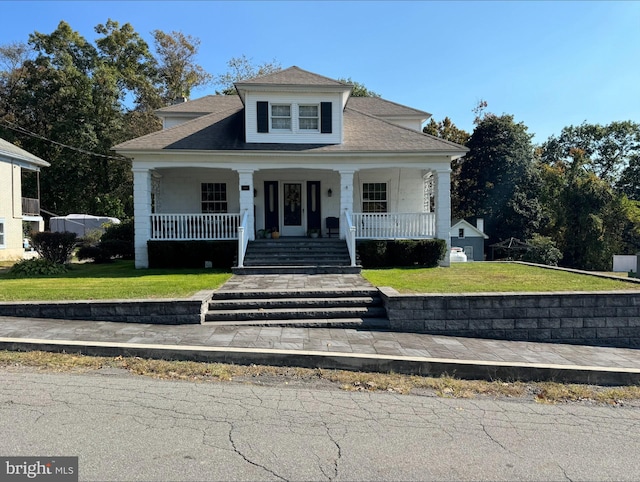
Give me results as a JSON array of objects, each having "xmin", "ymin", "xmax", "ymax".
[
  {"xmin": 272, "ymin": 118, "xmax": 291, "ymax": 129},
  {"xmin": 362, "ymin": 183, "xmax": 387, "ymax": 213},
  {"xmin": 201, "ymin": 183, "xmax": 227, "ymax": 213},
  {"xmin": 299, "ymin": 105, "xmax": 318, "ymax": 117},
  {"xmin": 299, "ymin": 118, "xmax": 318, "ymax": 130},
  {"xmin": 272, "ymin": 105, "xmax": 290, "ymax": 116}
]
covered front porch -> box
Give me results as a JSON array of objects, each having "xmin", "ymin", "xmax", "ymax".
[{"xmin": 133, "ymin": 164, "xmax": 451, "ymax": 269}]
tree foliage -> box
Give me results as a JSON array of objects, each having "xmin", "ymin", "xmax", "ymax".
[
  {"xmin": 456, "ymin": 113, "xmax": 542, "ymax": 245},
  {"xmin": 338, "ymin": 78, "xmax": 380, "ymax": 97},
  {"xmin": 0, "ymin": 20, "xmax": 211, "ymax": 218},
  {"xmin": 541, "ymin": 121, "xmax": 640, "ymax": 184},
  {"xmin": 152, "ymin": 30, "xmax": 212, "ymax": 102},
  {"xmin": 214, "ymin": 55, "xmax": 281, "ymax": 95}
]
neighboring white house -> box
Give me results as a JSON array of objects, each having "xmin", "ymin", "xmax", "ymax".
[
  {"xmin": 114, "ymin": 67, "xmax": 468, "ymax": 269},
  {"xmin": 0, "ymin": 138, "xmax": 49, "ymax": 260},
  {"xmin": 450, "ymin": 219, "xmax": 489, "ymax": 261}
]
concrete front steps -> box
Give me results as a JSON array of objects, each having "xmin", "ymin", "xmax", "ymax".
[
  {"xmin": 233, "ymin": 237, "xmax": 361, "ymax": 275},
  {"xmin": 204, "ymin": 288, "xmax": 390, "ymax": 329}
]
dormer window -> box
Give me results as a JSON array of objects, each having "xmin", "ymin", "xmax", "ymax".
[
  {"xmin": 271, "ymin": 104, "xmax": 291, "ymax": 130},
  {"xmin": 299, "ymin": 105, "xmax": 319, "ymax": 130}
]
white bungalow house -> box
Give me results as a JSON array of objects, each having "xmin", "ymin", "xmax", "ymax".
[
  {"xmin": 0, "ymin": 137, "xmax": 49, "ymax": 260},
  {"xmin": 114, "ymin": 67, "xmax": 468, "ymax": 269}
]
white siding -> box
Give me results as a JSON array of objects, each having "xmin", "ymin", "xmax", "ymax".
[
  {"xmin": 162, "ymin": 116, "xmax": 200, "ymax": 130},
  {"xmin": 354, "ymin": 168, "xmax": 426, "ymax": 213},
  {"xmin": 0, "ymin": 161, "xmax": 24, "ymax": 260},
  {"xmin": 245, "ymin": 92, "xmax": 342, "ymax": 144},
  {"xmin": 157, "ymin": 168, "xmax": 240, "ymax": 214},
  {"xmin": 385, "ymin": 118, "xmax": 424, "ymax": 132}
]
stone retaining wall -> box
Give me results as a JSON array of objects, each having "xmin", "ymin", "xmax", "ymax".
[
  {"xmin": 0, "ymin": 291, "xmax": 212, "ymax": 325},
  {"xmin": 379, "ymin": 288, "xmax": 640, "ymax": 348}
]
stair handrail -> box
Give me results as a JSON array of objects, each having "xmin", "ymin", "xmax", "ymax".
[
  {"xmin": 237, "ymin": 210, "xmax": 249, "ymax": 268},
  {"xmin": 342, "ymin": 210, "xmax": 357, "ymax": 267}
]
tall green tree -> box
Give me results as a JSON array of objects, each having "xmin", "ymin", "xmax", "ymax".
[
  {"xmin": 0, "ymin": 21, "xmax": 213, "ymax": 218},
  {"xmin": 456, "ymin": 113, "xmax": 542, "ymax": 246},
  {"xmin": 152, "ymin": 30, "xmax": 212, "ymax": 102},
  {"xmin": 541, "ymin": 121, "xmax": 640, "ymax": 184},
  {"xmin": 552, "ymin": 149, "xmax": 634, "ymax": 269}
]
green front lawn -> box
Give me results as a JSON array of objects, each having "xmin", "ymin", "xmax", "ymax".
[
  {"xmin": 1, "ymin": 260, "xmax": 638, "ymax": 302},
  {"xmin": 362, "ymin": 263, "xmax": 640, "ymax": 293},
  {"xmin": 0, "ymin": 260, "xmax": 232, "ymax": 301}
]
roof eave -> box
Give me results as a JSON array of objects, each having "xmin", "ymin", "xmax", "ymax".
[{"xmin": 115, "ymin": 148, "xmax": 467, "ymax": 158}]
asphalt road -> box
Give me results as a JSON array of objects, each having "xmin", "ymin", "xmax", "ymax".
[{"xmin": 0, "ymin": 367, "xmax": 639, "ymax": 481}]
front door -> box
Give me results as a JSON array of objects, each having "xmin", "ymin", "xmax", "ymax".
[{"xmin": 281, "ymin": 182, "xmax": 304, "ymax": 236}]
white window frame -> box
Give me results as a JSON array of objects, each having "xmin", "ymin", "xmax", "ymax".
[
  {"xmin": 271, "ymin": 104, "xmax": 292, "ymax": 131},
  {"xmin": 361, "ymin": 182, "xmax": 388, "ymax": 213},
  {"xmin": 298, "ymin": 104, "xmax": 319, "ymax": 131},
  {"xmin": 0, "ymin": 218, "xmax": 5, "ymax": 248},
  {"xmin": 458, "ymin": 228, "xmax": 465, "ymax": 239},
  {"xmin": 201, "ymin": 183, "xmax": 228, "ymax": 213}
]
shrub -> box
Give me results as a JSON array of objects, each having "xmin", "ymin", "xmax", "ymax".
[
  {"xmin": 522, "ymin": 234, "xmax": 563, "ymax": 266},
  {"xmin": 77, "ymin": 220, "xmax": 134, "ymax": 263},
  {"xmin": 357, "ymin": 239, "xmax": 447, "ymax": 268},
  {"xmin": 30, "ymin": 231, "xmax": 77, "ymax": 264},
  {"xmin": 9, "ymin": 258, "xmax": 68, "ymax": 277},
  {"xmin": 101, "ymin": 220, "xmax": 134, "ymax": 259},
  {"xmin": 77, "ymin": 245, "xmax": 113, "ymax": 264},
  {"xmin": 148, "ymin": 241, "xmax": 236, "ymax": 269}
]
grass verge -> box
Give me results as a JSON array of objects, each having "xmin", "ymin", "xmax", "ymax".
[
  {"xmin": 362, "ymin": 263, "xmax": 640, "ymax": 293},
  {"xmin": 1, "ymin": 350, "xmax": 638, "ymax": 406},
  {"xmin": 0, "ymin": 260, "xmax": 232, "ymax": 301}
]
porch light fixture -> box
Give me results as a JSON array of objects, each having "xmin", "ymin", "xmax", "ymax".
[{"xmin": 328, "ymin": 188, "xmax": 332, "ymax": 197}]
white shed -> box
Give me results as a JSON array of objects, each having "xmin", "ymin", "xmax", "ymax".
[{"xmin": 450, "ymin": 218, "xmax": 488, "ymax": 261}]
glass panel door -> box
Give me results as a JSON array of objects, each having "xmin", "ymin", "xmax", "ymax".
[{"xmin": 281, "ymin": 182, "xmax": 305, "ymax": 236}]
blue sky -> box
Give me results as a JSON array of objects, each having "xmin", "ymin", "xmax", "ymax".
[{"xmin": 2, "ymin": 1, "xmax": 639, "ymax": 143}]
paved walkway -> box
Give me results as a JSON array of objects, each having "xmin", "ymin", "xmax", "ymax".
[
  {"xmin": 219, "ymin": 273, "xmax": 374, "ymax": 291},
  {"xmin": 0, "ymin": 274, "xmax": 639, "ymax": 384}
]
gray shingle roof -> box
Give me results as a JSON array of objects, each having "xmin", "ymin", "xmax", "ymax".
[
  {"xmin": 156, "ymin": 95, "xmax": 243, "ymax": 115},
  {"xmin": 347, "ymin": 97, "xmax": 431, "ymax": 119},
  {"xmin": 0, "ymin": 137, "xmax": 50, "ymax": 168},
  {"xmin": 234, "ymin": 66, "xmax": 349, "ymax": 87},
  {"xmin": 115, "ymin": 102, "xmax": 467, "ymax": 154}
]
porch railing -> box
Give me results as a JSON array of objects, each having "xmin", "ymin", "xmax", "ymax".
[
  {"xmin": 237, "ymin": 210, "xmax": 249, "ymax": 268},
  {"xmin": 352, "ymin": 212, "xmax": 436, "ymax": 239},
  {"xmin": 150, "ymin": 213, "xmax": 240, "ymax": 240},
  {"xmin": 22, "ymin": 197, "xmax": 40, "ymax": 216},
  {"xmin": 342, "ymin": 211, "xmax": 357, "ymax": 267}
]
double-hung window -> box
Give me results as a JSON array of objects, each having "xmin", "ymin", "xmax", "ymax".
[
  {"xmin": 298, "ymin": 105, "xmax": 319, "ymax": 130},
  {"xmin": 201, "ymin": 183, "xmax": 228, "ymax": 213},
  {"xmin": 362, "ymin": 183, "xmax": 388, "ymax": 213},
  {"xmin": 271, "ymin": 104, "xmax": 291, "ymax": 130},
  {"xmin": 0, "ymin": 219, "xmax": 5, "ymax": 248}
]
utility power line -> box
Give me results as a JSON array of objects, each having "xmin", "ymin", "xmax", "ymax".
[{"xmin": 0, "ymin": 120, "xmax": 131, "ymax": 161}]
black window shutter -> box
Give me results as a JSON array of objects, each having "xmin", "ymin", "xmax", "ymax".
[
  {"xmin": 257, "ymin": 101, "xmax": 269, "ymax": 133},
  {"xmin": 321, "ymin": 102, "xmax": 332, "ymax": 133}
]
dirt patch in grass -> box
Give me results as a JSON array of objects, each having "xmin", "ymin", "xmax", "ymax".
[{"xmin": 1, "ymin": 350, "xmax": 638, "ymax": 406}]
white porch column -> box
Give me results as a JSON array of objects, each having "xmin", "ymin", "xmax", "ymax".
[
  {"xmin": 339, "ymin": 169, "xmax": 355, "ymax": 239},
  {"xmin": 434, "ymin": 168, "xmax": 452, "ymax": 267},
  {"xmin": 236, "ymin": 169, "xmax": 255, "ymax": 240},
  {"xmin": 133, "ymin": 168, "xmax": 152, "ymax": 268}
]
